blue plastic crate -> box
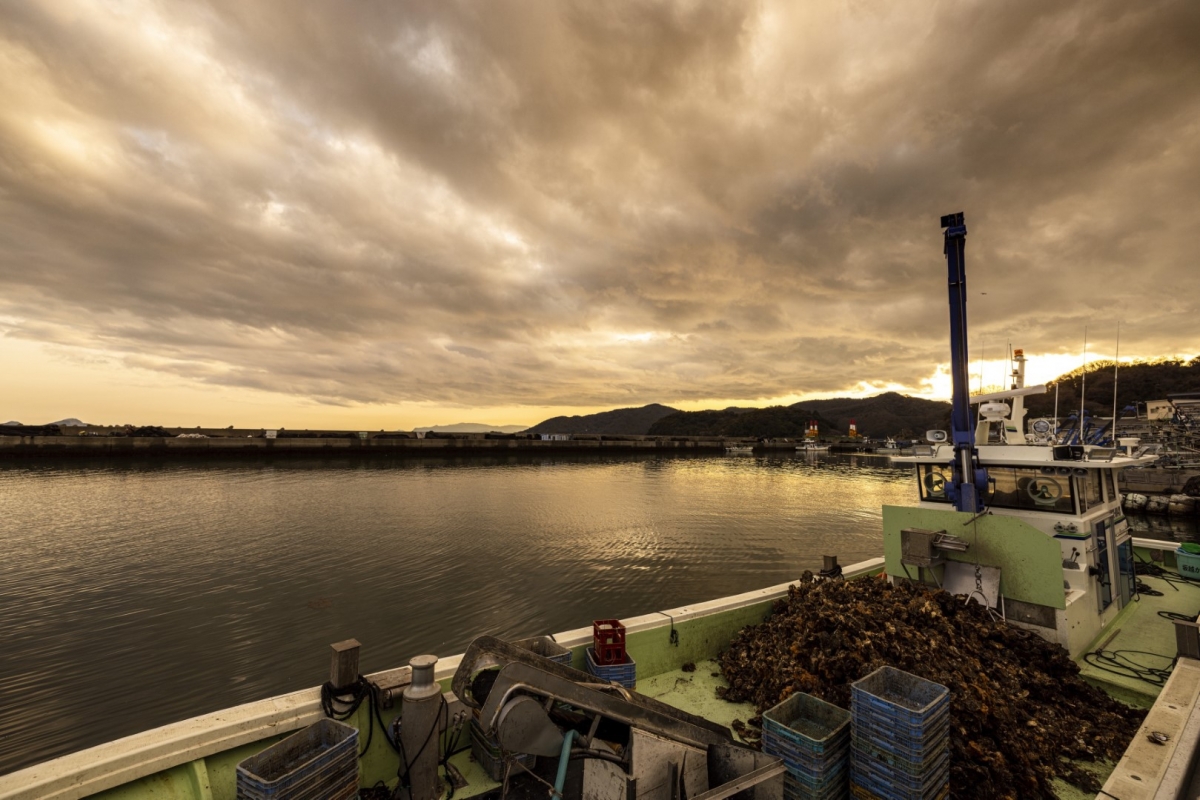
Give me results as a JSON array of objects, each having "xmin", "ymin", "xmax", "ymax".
[
  {"xmin": 851, "ymin": 708, "xmax": 950, "ymax": 747},
  {"xmin": 850, "ymin": 771, "xmax": 948, "ymax": 800},
  {"xmin": 850, "ymin": 771, "xmax": 949, "ymax": 800},
  {"xmin": 765, "ymin": 733, "xmax": 850, "ymax": 772},
  {"xmin": 236, "ymin": 718, "xmax": 359, "ymax": 800},
  {"xmin": 851, "ymin": 737, "xmax": 949, "ymax": 779},
  {"xmin": 852, "ymin": 699, "xmax": 949, "ymax": 731},
  {"xmin": 850, "ymin": 721, "xmax": 950, "ymax": 762},
  {"xmin": 851, "ymin": 668, "xmax": 949, "ymax": 728},
  {"xmin": 851, "ymin": 702, "xmax": 950, "ymax": 738},
  {"xmin": 851, "ymin": 747, "xmax": 950, "ymax": 800},
  {"xmin": 782, "ymin": 761, "xmax": 849, "ymax": 796},
  {"xmin": 760, "ymin": 691, "xmax": 852, "ymax": 800},
  {"xmin": 764, "ymin": 735, "xmax": 850, "ymax": 776},
  {"xmin": 763, "ymin": 693, "xmax": 851, "ymax": 755},
  {"xmin": 511, "ymin": 635, "xmax": 573, "ymax": 666},
  {"xmin": 851, "ymin": 780, "xmax": 948, "ymax": 800},
  {"xmin": 584, "ymin": 646, "xmax": 636, "ymax": 688}
]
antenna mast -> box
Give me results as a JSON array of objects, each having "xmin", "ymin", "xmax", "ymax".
[
  {"xmin": 1111, "ymin": 322, "xmax": 1121, "ymax": 445},
  {"xmin": 1080, "ymin": 327, "xmax": 1088, "ymax": 444}
]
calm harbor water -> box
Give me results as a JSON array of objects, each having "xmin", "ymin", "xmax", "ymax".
[
  {"xmin": 2, "ymin": 453, "xmax": 1196, "ymax": 776},
  {"xmin": 0, "ymin": 452, "xmax": 908, "ymax": 774}
]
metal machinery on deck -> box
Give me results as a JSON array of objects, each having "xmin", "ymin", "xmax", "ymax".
[{"xmin": 451, "ymin": 636, "xmax": 784, "ymax": 800}]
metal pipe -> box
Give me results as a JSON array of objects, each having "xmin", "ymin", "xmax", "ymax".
[
  {"xmin": 554, "ymin": 729, "xmax": 579, "ymax": 798},
  {"xmin": 401, "ymin": 655, "xmax": 444, "ymax": 800}
]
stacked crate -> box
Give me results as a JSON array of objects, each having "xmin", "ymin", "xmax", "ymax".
[
  {"xmin": 762, "ymin": 693, "xmax": 851, "ymax": 800},
  {"xmin": 584, "ymin": 646, "xmax": 637, "ymax": 688},
  {"xmin": 236, "ymin": 719, "xmax": 359, "ymax": 800},
  {"xmin": 849, "ymin": 667, "xmax": 950, "ymax": 800},
  {"xmin": 585, "ymin": 619, "xmax": 637, "ymax": 688}
]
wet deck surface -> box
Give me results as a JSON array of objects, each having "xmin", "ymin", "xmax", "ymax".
[
  {"xmin": 1078, "ymin": 570, "xmax": 1200, "ymax": 708},
  {"xmin": 635, "ymin": 659, "xmax": 757, "ymax": 743}
]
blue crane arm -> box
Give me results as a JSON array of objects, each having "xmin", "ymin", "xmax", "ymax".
[{"xmin": 941, "ymin": 212, "xmax": 986, "ymax": 512}]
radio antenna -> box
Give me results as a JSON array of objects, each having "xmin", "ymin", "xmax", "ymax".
[
  {"xmin": 1080, "ymin": 327, "xmax": 1088, "ymax": 444},
  {"xmin": 1111, "ymin": 322, "xmax": 1121, "ymax": 445}
]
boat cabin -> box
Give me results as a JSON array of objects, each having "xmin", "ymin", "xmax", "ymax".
[{"xmin": 886, "ymin": 382, "xmax": 1156, "ymax": 659}]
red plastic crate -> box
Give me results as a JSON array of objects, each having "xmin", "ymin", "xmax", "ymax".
[{"xmin": 593, "ymin": 619, "xmax": 626, "ymax": 665}]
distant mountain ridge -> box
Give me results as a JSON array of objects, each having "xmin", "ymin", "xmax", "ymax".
[
  {"xmin": 414, "ymin": 423, "xmax": 528, "ymax": 433},
  {"xmin": 1, "ymin": 418, "xmax": 88, "ymax": 427},
  {"xmin": 648, "ymin": 406, "xmax": 844, "ymax": 438},
  {"xmin": 524, "ymin": 404, "xmax": 677, "ymax": 435},
  {"xmin": 788, "ymin": 393, "xmax": 951, "ymax": 439}
]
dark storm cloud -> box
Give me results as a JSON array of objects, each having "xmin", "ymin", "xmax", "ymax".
[{"xmin": 0, "ymin": 0, "xmax": 1196, "ymax": 409}]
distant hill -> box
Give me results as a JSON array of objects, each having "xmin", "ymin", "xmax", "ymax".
[
  {"xmin": 414, "ymin": 423, "xmax": 528, "ymax": 434},
  {"xmin": 525, "ymin": 404, "xmax": 678, "ymax": 435},
  {"xmin": 789, "ymin": 393, "xmax": 951, "ymax": 439},
  {"xmin": 1025, "ymin": 357, "xmax": 1200, "ymax": 417},
  {"xmin": 49, "ymin": 418, "xmax": 88, "ymax": 427},
  {"xmin": 648, "ymin": 406, "xmax": 844, "ymax": 438}
]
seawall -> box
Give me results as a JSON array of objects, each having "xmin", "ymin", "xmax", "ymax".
[{"xmin": 0, "ymin": 434, "xmax": 736, "ymax": 459}]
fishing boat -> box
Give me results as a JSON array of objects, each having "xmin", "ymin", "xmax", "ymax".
[
  {"xmin": 876, "ymin": 437, "xmax": 901, "ymax": 454},
  {"xmin": 795, "ymin": 442, "xmax": 830, "ymax": 454},
  {"xmin": 3, "ymin": 213, "xmax": 1197, "ymax": 800}
]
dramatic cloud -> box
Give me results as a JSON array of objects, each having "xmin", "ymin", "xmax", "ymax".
[{"xmin": 1, "ymin": 0, "xmax": 1197, "ymax": 416}]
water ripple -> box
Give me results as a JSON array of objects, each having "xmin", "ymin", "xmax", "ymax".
[{"xmin": 0, "ymin": 454, "xmax": 914, "ymax": 774}]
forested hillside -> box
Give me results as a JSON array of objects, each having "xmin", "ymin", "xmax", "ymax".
[
  {"xmin": 648, "ymin": 406, "xmax": 842, "ymax": 438},
  {"xmin": 1026, "ymin": 358, "xmax": 1200, "ymax": 417},
  {"xmin": 524, "ymin": 404, "xmax": 677, "ymax": 435}
]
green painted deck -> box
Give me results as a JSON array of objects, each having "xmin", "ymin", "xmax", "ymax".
[
  {"xmin": 636, "ymin": 660, "xmax": 756, "ymax": 744},
  {"xmin": 1051, "ymin": 761, "xmax": 1116, "ymax": 800},
  {"xmin": 1077, "ymin": 571, "xmax": 1200, "ymax": 709}
]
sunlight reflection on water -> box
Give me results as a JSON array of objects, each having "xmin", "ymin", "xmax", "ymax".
[{"xmin": 0, "ymin": 453, "xmax": 913, "ymax": 773}]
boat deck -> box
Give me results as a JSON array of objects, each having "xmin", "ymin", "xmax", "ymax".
[
  {"xmin": 1078, "ymin": 569, "xmax": 1200, "ymax": 708},
  {"xmin": 636, "ymin": 660, "xmax": 756, "ymax": 738}
]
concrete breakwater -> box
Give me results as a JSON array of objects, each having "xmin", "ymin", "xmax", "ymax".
[
  {"xmin": 0, "ymin": 432, "xmax": 744, "ymax": 458},
  {"xmin": 1120, "ymin": 468, "xmax": 1200, "ymax": 496}
]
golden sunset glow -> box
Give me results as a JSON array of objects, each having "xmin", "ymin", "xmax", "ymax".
[{"xmin": 1, "ymin": 1, "xmax": 1197, "ymax": 428}]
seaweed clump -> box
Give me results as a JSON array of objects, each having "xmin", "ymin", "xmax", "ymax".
[{"xmin": 717, "ymin": 574, "xmax": 1144, "ymax": 799}]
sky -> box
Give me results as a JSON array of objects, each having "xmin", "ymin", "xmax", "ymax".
[{"xmin": 1, "ymin": 1, "xmax": 1197, "ymax": 430}]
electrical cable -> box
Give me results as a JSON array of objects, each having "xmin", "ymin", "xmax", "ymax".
[
  {"xmin": 321, "ymin": 676, "xmax": 398, "ymax": 757},
  {"xmin": 1132, "ymin": 554, "xmax": 1200, "ymax": 593},
  {"xmin": 1136, "ymin": 579, "xmax": 1163, "ymax": 597},
  {"xmin": 440, "ymin": 706, "xmax": 466, "ymax": 800},
  {"xmin": 1083, "ymin": 649, "xmax": 1177, "ymax": 687}
]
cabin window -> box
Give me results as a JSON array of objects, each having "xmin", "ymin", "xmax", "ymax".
[
  {"xmin": 1078, "ymin": 470, "xmax": 1103, "ymax": 512},
  {"xmin": 986, "ymin": 466, "xmax": 1076, "ymax": 514},
  {"xmin": 918, "ymin": 465, "xmax": 953, "ymax": 503},
  {"xmin": 1104, "ymin": 471, "xmax": 1117, "ymax": 503}
]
